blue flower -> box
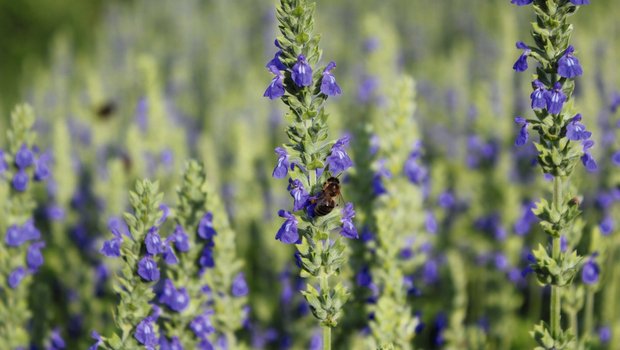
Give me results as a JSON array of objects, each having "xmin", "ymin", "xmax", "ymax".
[
  {"xmin": 326, "ymin": 136, "xmax": 353, "ymax": 174},
  {"xmin": 197, "ymin": 212, "xmax": 217, "ymax": 240},
  {"xmin": 599, "ymin": 216, "xmax": 613, "ymax": 236},
  {"xmin": 272, "ymin": 147, "xmax": 290, "ymax": 179},
  {"xmin": 163, "ymin": 243, "xmax": 178, "ymax": 265},
  {"xmin": 288, "ymin": 179, "xmax": 309, "ymax": 211},
  {"xmin": 172, "ymin": 225, "xmax": 190, "ymax": 252},
  {"xmin": 565, "ymin": 114, "xmax": 591, "ymax": 141},
  {"xmin": 581, "ymin": 256, "xmax": 599, "ymax": 285},
  {"xmin": 48, "ymin": 328, "xmax": 66, "ymax": 350},
  {"xmin": 598, "ymin": 326, "xmax": 611, "ymax": 344},
  {"xmin": 8, "ymin": 267, "xmax": 26, "ymax": 288},
  {"xmin": 530, "ymin": 80, "xmax": 547, "ymax": 110},
  {"xmin": 264, "ymin": 65, "xmax": 285, "ymax": 100},
  {"xmin": 88, "ymin": 331, "xmax": 103, "ymax": 350},
  {"xmin": 232, "ymin": 272, "xmax": 249, "ymax": 297},
  {"xmin": 372, "ymin": 160, "xmax": 391, "ymax": 196},
  {"xmin": 191, "ymin": 312, "xmax": 215, "ymax": 340},
  {"xmin": 340, "ymin": 203, "xmax": 358, "ymax": 239},
  {"xmin": 12, "ymin": 169, "xmax": 29, "ymax": 192},
  {"xmin": 514, "ymin": 202, "xmax": 537, "ymax": 235},
  {"xmin": 356, "ymin": 266, "xmax": 372, "ymax": 288},
  {"xmin": 22, "ymin": 220, "xmax": 41, "ymax": 241},
  {"xmin": 5, "ymin": 225, "xmax": 25, "ymax": 247},
  {"xmin": 581, "ymin": 140, "xmax": 597, "ymax": 172},
  {"xmin": 15, "ymin": 144, "xmax": 34, "ymax": 169},
  {"xmin": 292, "ymin": 55, "xmax": 313, "ymax": 87},
  {"xmin": 570, "ymin": 0, "xmax": 590, "ymax": 6},
  {"xmin": 266, "ymin": 50, "xmax": 287, "ymax": 71},
  {"xmin": 320, "ymin": 61, "xmax": 341, "ymax": 96},
  {"xmin": 145, "ymin": 227, "xmax": 165, "ymax": 255},
  {"xmin": 160, "ymin": 336, "xmax": 184, "ymax": 350},
  {"xmin": 426, "ymin": 212, "xmax": 438, "ymax": 234},
  {"xmin": 545, "ymin": 82, "xmax": 567, "ymax": 114},
  {"xmin": 137, "ymin": 256, "xmax": 160, "ymax": 282},
  {"xmin": 158, "ymin": 204, "xmax": 170, "ymax": 224},
  {"xmin": 275, "ymin": 210, "xmax": 300, "ymax": 244},
  {"xmin": 108, "ymin": 217, "xmax": 131, "ymax": 238},
  {"xmin": 169, "ymin": 287, "xmax": 190, "ymax": 312},
  {"xmin": 101, "ymin": 237, "xmax": 122, "ymax": 257},
  {"xmin": 34, "ymin": 151, "xmax": 52, "ymax": 181},
  {"xmin": 513, "ymin": 41, "xmax": 530, "ymax": 71},
  {"xmin": 514, "ymin": 117, "xmax": 529, "ymax": 146},
  {"xmin": 159, "ymin": 279, "xmax": 176, "ymax": 305},
  {"xmin": 558, "ymin": 45, "xmax": 583, "ymax": 78},
  {"xmin": 27, "ymin": 241, "xmax": 45, "ymax": 271},
  {"xmin": 404, "ymin": 149, "xmax": 427, "ymax": 185},
  {"xmin": 612, "ymin": 151, "xmax": 620, "ymax": 167},
  {"xmin": 199, "ymin": 246, "xmax": 215, "ymax": 268},
  {"xmin": 511, "ymin": 0, "xmax": 533, "ymax": 5},
  {"xmin": 0, "ymin": 149, "xmax": 7, "ymax": 174},
  {"xmin": 135, "ymin": 317, "xmax": 158, "ymax": 348}
]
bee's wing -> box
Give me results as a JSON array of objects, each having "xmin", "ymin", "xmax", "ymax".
[{"xmin": 336, "ymin": 193, "xmax": 345, "ymax": 207}]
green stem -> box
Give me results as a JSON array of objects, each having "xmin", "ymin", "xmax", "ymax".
[
  {"xmin": 550, "ymin": 176, "xmax": 562, "ymax": 339},
  {"xmin": 583, "ymin": 289, "xmax": 594, "ymax": 344},
  {"xmin": 569, "ymin": 309, "xmax": 578, "ymax": 338},
  {"xmin": 323, "ymin": 325, "xmax": 331, "ymax": 350}
]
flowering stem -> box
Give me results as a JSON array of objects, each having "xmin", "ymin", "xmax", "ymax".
[{"xmin": 322, "ymin": 326, "xmax": 331, "ymax": 350}]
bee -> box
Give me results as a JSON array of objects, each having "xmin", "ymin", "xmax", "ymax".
[
  {"xmin": 95, "ymin": 101, "xmax": 117, "ymax": 120},
  {"xmin": 312, "ymin": 177, "xmax": 342, "ymax": 216}
]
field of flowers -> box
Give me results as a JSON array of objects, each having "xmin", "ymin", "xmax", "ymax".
[{"xmin": 0, "ymin": 0, "xmax": 618, "ymax": 349}]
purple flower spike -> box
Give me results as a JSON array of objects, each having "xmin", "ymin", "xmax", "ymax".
[
  {"xmin": 321, "ymin": 61, "xmax": 342, "ymax": 96},
  {"xmin": 272, "ymin": 147, "xmax": 290, "ymax": 179},
  {"xmin": 340, "ymin": 203, "xmax": 358, "ymax": 239},
  {"xmin": 292, "ymin": 55, "xmax": 313, "ymax": 87},
  {"xmin": 137, "ymin": 256, "xmax": 160, "ymax": 282},
  {"xmin": 275, "ymin": 210, "xmax": 300, "ymax": 244},
  {"xmin": 558, "ymin": 45, "xmax": 583, "ymax": 78}
]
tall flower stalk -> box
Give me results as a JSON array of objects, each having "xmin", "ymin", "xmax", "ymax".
[
  {"xmin": 511, "ymin": 0, "xmax": 591, "ymax": 347},
  {"xmin": 263, "ymin": 0, "xmax": 355, "ymax": 348},
  {"xmin": 95, "ymin": 179, "xmax": 167, "ymax": 349},
  {"xmin": 0, "ymin": 104, "xmax": 49, "ymax": 349}
]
